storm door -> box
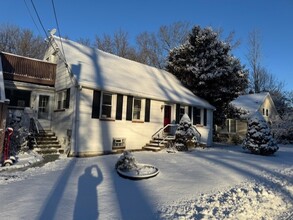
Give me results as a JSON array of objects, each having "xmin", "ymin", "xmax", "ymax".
[{"xmin": 37, "ymin": 95, "xmax": 51, "ymax": 130}]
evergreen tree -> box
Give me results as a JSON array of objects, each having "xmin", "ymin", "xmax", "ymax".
[
  {"xmin": 166, "ymin": 26, "xmax": 248, "ymax": 125},
  {"xmin": 243, "ymin": 112, "xmax": 278, "ymax": 155},
  {"xmin": 175, "ymin": 113, "xmax": 199, "ymax": 151}
]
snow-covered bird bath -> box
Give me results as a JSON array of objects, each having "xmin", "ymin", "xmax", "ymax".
[{"xmin": 115, "ymin": 151, "xmax": 159, "ymax": 180}]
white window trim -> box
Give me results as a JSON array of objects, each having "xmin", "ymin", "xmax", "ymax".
[
  {"xmin": 100, "ymin": 92, "xmax": 116, "ymax": 120},
  {"xmin": 132, "ymin": 98, "xmax": 145, "ymax": 122},
  {"xmin": 55, "ymin": 90, "xmax": 67, "ymax": 110}
]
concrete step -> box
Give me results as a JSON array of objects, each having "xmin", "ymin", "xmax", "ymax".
[
  {"xmin": 34, "ymin": 148, "xmax": 64, "ymax": 155},
  {"xmin": 30, "ymin": 129, "xmax": 64, "ymax": 155},
  {"xmin": 145, "ymin": 143, "xmax": 165, "ymax": 148},
  {"xmin": 35, "ymin": 132, "xmax": 56, "ymax": 138},
  {"xmin": 33, "ymin": 143, "xmax": 62, "ymax": 149},
  {"xmin": 142, "ymin": 146, "xmax": 162, "ymax": 152},
  {"xmin": 36, "ymin": 140, "xmax": 59, "ymax": 145},
  {"xmin": 150, "ymin": 140, "xmax": 168, "ymax": 145}
]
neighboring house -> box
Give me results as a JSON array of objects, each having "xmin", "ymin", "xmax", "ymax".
[
  {"xmin": 216, "ymin": 92, "xmax": 278, "ymax": 139},
  {"xmin": 0, "ymin": 52, "xmax": 56, "ymax": 130},
  {"xmin": 0, "ymin": 56, "xmax": 9, "ymax": 159},
  {"xmin": 44, "ymin": 35, "xmax": 215, "ymax": 156}
]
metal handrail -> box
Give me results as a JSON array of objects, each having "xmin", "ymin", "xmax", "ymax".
[
  {"xmin": 32, "ymin": 117, "xmax": 40, "ymax": 135},
  {"xmin": 151, "ymin": 124, "xmax": 178, "ymax": 139},
  {"xmin": 159, "ymin": 135, "xmax": 176, "ymax": 146},
  {"xmin": 192, "ymin": 125, "xmax": 201, "ymax": 142},
  {"xmin": 29, "ymin": 117, "xmax": 40, "ymax": 147},
  {"xmin": 152, "ymin": 124, "xmax": 202, "ymax": 146}
]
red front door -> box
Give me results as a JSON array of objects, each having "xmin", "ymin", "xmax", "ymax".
[{"xmin": 164, "ymin": 105, "xmax": 171, "ymax": 127}]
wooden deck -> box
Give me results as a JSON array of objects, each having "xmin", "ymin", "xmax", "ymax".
[{"xmin": 1, "ymin": 52, "xmax": 56, "ymax": 86}]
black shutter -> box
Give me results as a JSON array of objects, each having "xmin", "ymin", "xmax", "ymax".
[
  {"xmin": 144, "ymin": 99, "xmax": 151, "ymax": 122},
  {"xmin": 65, "ymin": 88, "xmax": 70, "ymax": 109},
  {"xmin": 92, "ymin": 90, "xmax": 101, "ymax": 119},
  {"xmin": 116, "ymin": 94, "xmax": 123, "ymax": 120},
  {"xmin": 126, "ymin": 96, "xmax": 133, "ymax": 121},
  {"xmin": 176, "ymin": 104, "xmax": 180, "ymax": 123},
  {"xmin": 192, "ymin": 107, "xmax": 197, "ymax": 125},
  {"xmin": 188, "ymin": 106, "xmax": 192, "ymax": 120},
  {"xmin": 204, "ymin": 109, "xmax": 207, "ymax": 126}
]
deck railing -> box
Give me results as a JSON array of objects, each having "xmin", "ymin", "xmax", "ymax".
[{"xmin": 1, "ymin": 52, "xmax": 56, "ymax": 86}]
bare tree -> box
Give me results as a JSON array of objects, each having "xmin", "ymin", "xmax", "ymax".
[
  {"xmin": 135, "ymin": 32, "xmax": 162, "ymax": 67},
  {"xmin": 215, "ymin": 28, "xmax": 241, "ymax": 50},
  {"xmin": 94, "ymin": 29, "xmax": 138, "ymax": 61},
  {"xmin": 76, "ymin": 37, "xmax": 92, "ymax": 47},
  {"xmin": 246, "ymin": 29, "xmax": 263, "ymax": 93},
  {"xmin": 136, "ymin": 21, "xmax": 191, "ymax": 68},
  {"xmin": 0, "ymin": 24, "xmax": 46, "ymax": 59}
]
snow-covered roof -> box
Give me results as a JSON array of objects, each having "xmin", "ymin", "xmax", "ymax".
[
  {"xmin": 230, "ymin": 92, "xmax": 270, "ymax": 116},
  {"xmin": 51, "ymin": 36, "xmax": 215, "ymax": 110}
]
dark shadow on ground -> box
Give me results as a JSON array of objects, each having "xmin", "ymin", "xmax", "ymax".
[
  {"xmin": 73, "ymin": 165, "xmax": 103, "ymax": 220},
  {"xmin": 103, "ymin": 157, "xmax": 157, "ymax": 220},
  {"xmin": 37, "ymin": 158, "xmax": 77, "ymax": 219}
]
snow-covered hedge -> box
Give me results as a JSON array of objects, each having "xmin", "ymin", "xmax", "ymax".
[{"xmin": 243, "ymin": 112, "xmax": 278, "ymax": 155}]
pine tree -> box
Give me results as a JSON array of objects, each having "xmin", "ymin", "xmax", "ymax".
[
  {"xmin": 175, "ymin": 114, "xmax": 198, "ymax": 151},
  {"xmin": 243, "ymin": 112, "xmax": 278, "ymax": 155},
  {"xmin": 166, "ymin": 26, "xmax": 248, "ymax": 125}
]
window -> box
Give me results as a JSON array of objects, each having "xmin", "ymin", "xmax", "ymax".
[
  {"xmin": 193, "ymin": 107, "xmax": 201, "ymax": 125},
  {"xmin": 266, "ymin": 109, "xmax": 269, "ymax": 116},
  {"xmin": 101, "ymin": 93, "xmax": 112, "ymax": 118},
  {"xmin": 5, "ymin": 89, "xmax": 31, "ymax": 107},
  {"xmin": 56, "ymin": 88, "xmax": 70, "ymax": 110},
  {"xmin": 133, "ymin": 98, "xmax": 141, "ymax": 120}
]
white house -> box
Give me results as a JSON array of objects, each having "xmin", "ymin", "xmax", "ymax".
[
  {"xmin": 44, "ymin": 35, "xmax": 215, "ymax": 156},
  {"xmin": 217, "ymin": 92, "xmax": 278, "ymax": 139}
]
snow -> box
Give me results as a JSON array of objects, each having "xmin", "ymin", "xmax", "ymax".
[
  {"xmin": 0, "ymin": 145, "xmax": 292, "ymax": 219},
  {"xmin": 230, "ymin": 92, "xmax": 270, "ymax": 118},
  {"xmin": 243, "ymin": 112, "xmax": 279, "ymax": 155},
  {"xmin": 51, "ymin": 36, "xmax": 215, "ymax": 109}
]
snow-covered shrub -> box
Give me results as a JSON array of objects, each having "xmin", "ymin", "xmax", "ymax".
[
  {"xmin": 115, "ymin": 151, "xmax": 138, "ymax": 171},
  {"xmin": 271, "ymin": 113, "xmax": 293, "ymax": 144},
  {"xmin": 175, "ymin": 114, "xmax": 198, "ymax": 151},
  {"xmin": 243, "ymin": 112, "xmax": 278, "ymax": 155},
  {"xmin": 6, "ymin": 108, "xmax": 32, "ymax": 154}
]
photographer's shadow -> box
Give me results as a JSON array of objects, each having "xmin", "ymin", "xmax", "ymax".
[{"xmin": 74, "ymin": 165, "xmax": 103, "ymax": 220}]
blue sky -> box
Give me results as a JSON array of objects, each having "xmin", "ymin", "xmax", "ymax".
[{"xmin": 0, "ymin": 0, "xmax": 292, "ymax": 91}]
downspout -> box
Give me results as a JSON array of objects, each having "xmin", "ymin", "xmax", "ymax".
[{"xmin": 66, "ymin": 63, "xmax": 80, "ymax": 157}]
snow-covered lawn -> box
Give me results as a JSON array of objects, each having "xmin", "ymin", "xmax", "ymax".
[{"xmin": 0, "ymin": 144, "xmax": 292, "ymax": 220}]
